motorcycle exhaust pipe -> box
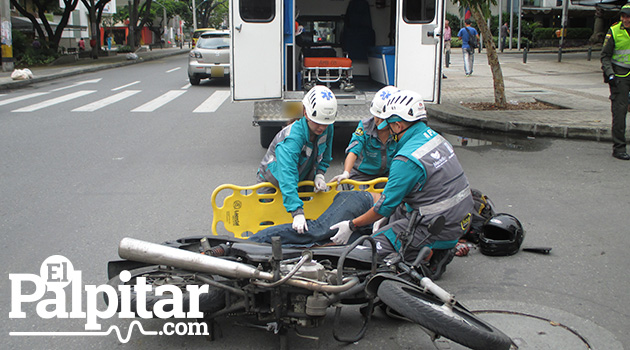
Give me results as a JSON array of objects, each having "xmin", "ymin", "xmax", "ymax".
[
  {"xmin": 119, "ymin": 237, "xmax": 275, "ymax": 281},
  {"xmin": 118, "ymin": 237, "xmax": 358, "ymax": 293}
]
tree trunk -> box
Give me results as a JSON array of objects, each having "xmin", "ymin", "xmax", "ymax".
[
  {"xmin": 471, "ymin": 4, "xmax": 506, "ymax": 107},
  {"xmin": 590, "ymin": 6, "xmax": 606, "ymax": 45}
]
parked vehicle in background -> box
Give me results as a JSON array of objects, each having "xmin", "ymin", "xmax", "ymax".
[
  {"xmin": 192, "ymin": 27, "xmax": 216, "ymax": 47},
  {"xmin": 188, "ymin": 30, "xmax": 230, "ymax": 86}
]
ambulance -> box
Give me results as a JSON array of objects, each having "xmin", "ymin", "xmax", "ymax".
[{"xmin": 229, "ymin": 0, "xmax": 444, "ymax": 147}]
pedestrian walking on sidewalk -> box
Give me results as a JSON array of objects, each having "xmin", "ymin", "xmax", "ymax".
[
  {"xmin": 443, "ymin": 19, "xmax": 452, "ymax": 76},
  {"xmin": 500, "ymin": 23, "xmax": 509, "ymax": 52},
  {"xmin": 601, "ymin": 4, "xmax": 630, "ymax": 160},
  {"xmin": 457, "ymin": 19, "xmax": 478, "ymax": 77}
]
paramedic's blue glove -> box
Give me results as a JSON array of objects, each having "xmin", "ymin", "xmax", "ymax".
[
  {"xmin": 292, "ymin": 214, "xmax": 308, "ymax": 234},
  {"xmin": 314, "ymin": 174, "xmax": 327, "ymax": 193},
  {"xmin": 330, "ymin": 220, "xmax": 355, "ymax": 245}
]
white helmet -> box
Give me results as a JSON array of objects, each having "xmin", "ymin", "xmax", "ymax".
[
  {"xmin": 302, "ymin": 85, "xmax": 337, "ymax": 125},
  {"xmin": 370, "ymin": 85, "xmax": 400, "ymax": 117},
  {"xmin": 377, "ymin": 90, "xmax": 427, "ymax": 130}
]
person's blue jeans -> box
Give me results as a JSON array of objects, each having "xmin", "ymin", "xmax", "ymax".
[
  {"xmin": 248, "ymin": 191, "xmax": 374, "ymax": 247},
  {"xmin": 462, "ymin": 48, "xmax": 474, "ymax": 75}
]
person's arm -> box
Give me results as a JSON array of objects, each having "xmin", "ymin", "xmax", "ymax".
[
  {"xmin": 342, "ymin": 153, "xmax": 358, "ymax": 174},
  {"xmin": 601, "ymin": 28, "xmax": 616, "ymax": 78},
  {"xmin": 275, "ymin": 137, "xmax": 305, "ymax": 213}
]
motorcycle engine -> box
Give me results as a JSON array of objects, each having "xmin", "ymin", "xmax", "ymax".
[{"xmin": 281, "ymin": 260, "xmax": 325, "ymax": 281}]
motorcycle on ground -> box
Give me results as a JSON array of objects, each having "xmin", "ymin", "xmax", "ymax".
[{"xmin": 106, "ymin": 212, "xmax": 512, "ymax": 349}]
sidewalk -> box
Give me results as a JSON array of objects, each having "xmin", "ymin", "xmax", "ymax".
[
  {"xmin": 0, "ymin": 46, "xmax": 623, "ymax": 142},
  {"xmin": 430, "ymin": 48, "xmax": 617, "ymax": 141},
  {"xmin": 0, "ymin": 45, "xmax": 189, "ymax": 90}
]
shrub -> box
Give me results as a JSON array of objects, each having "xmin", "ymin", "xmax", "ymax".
[
  {"xmin": 533, "ymin": 27, "xmax": 557, "ymax": 40},
  {"xmin": 117, "ymin": 45, "xmax": 134, "ymax": 53}
]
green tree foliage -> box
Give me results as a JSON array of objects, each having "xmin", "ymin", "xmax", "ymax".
[{"xmin": 10, "ymin": 0, "xmax": 80, "ymax": 51}]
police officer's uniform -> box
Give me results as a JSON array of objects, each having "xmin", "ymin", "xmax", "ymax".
[{"xmin": 601, "ymin": 4, "xmax": 630, "ymax": 160}]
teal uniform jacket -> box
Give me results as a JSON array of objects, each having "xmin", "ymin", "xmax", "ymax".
[
  {"xmin": 258, "ymin": 117, "xmax": 334, "ymax": 213},
  {"xmin": 346, "ymin": 117, "xmax": 397, "ymax": 179}
]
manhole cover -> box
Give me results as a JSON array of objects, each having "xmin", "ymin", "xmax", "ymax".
[{"xmin": 434, "ymin": 310, "xmax": 592, "ymax": 349}]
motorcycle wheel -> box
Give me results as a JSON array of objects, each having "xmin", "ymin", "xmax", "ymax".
[
  {"xmin": 377, "ymin": 280, "xmax": 511, "ymax": 350},
  {"xmin": 106, "ymin": 265, "xmax": 226, "ymax": 316}
]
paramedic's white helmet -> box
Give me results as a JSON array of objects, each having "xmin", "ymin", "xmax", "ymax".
[
  {"xmin": 370, "ymin": 85, "xmax": 400, "ymax": 117},
  {"xmin": 303, "ymin": 85, "xmax": 337, "ymax": 125},
  {"xmin": 377, "ymin": 90, "xmax": 427, "ymax": 130}
]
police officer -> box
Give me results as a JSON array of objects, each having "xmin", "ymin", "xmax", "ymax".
[
  {"xmin": 329, "ymin": 90, "xmax": 473, "ymax": 279},
  {"xmin": 601, "ymin": 3, "xmax": 630, "ymax": 160},
  {"xmin": 257, "ymin": 85, "xmax": 337, "ymax": 233},
  {"xmin": 330, "ymin": 85, "xmax": 399, "ymax": 184}
]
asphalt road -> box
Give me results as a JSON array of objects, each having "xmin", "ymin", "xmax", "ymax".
[{"xmin": 1, "ymin": 55, "xmax": 628, "ymax": 349}]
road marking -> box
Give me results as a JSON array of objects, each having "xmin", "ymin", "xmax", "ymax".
[
  {"xmin": 51, "ymin": 78, "xmax": 102, "ymax": 92},
  {"xmin": 112, "ymin": 81, "xmax": 140, "ymax": 91},
  {"xmin": 72, "ymin": 90, "xmax": 141, "ymax": 112},
  {"xmin": 12, "ymin": 90, "xmax": 97, "ymax": 112},
  {"xmin": 0, "ymin": 92, "xmax": 50, "ymax": 107},
  {"xmin": 181, "ymin": 83, "xmax": 191, "ymax": 89},
  {"xmin": 131, "ymin": 90, "xmax": 187, "ymax": 112},
  {"xmin": 193, "ymin": 90, "xmax": 230, "ymax": 113},
  {"xmin": 166, "ymin": 67, "xmax": 181, "ymax": 73}
]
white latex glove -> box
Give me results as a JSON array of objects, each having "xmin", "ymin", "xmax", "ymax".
[
  {"xmin": 331, "ymin": 171, "xmax": 350, "ymax": 184},
  {"xmin": 314, "ymin": 174, "xmax": 327, "ymax": 193},
  {"xmin": 292, "ymin": 214, "xmax": 308, "ymax": 234},
  {"xmin": 372, "ymin": 216, "xmax": 388, "ymax": 234},
  {"xmin": 330, "ymin": 220, "xmax": 353, "ymax": 245}
]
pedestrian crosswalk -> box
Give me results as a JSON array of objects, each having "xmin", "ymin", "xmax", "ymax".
[
  {"xmin": 13, "ymin": 90, "xmax": 97, "ymax": 112},
  {"xmin": 1, "ymin": 82, "xmax": 231, "ymax": 114}
]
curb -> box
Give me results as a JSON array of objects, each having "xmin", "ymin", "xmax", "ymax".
[
  {"xmin": 0, "ymin": 50, "xmax": 189, "ymax": 91},
  {"xmin": 426, "ymin": 104, "xmax": 612, "ymax": 142}
]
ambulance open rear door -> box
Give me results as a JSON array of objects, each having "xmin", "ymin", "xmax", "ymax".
[
  {"xmin": 230, "ymin": 0, "xmax": 283, "ymax": 100},
  {"xmin": 395, "ymin": 0, "xmax": 442, "ymax": 103}
]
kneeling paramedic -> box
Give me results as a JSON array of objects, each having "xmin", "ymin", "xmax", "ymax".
[
  {"xmin": 329, "ymin": 90, "xmax": 474, "ymax": 278},
  {"xmin": 257, "ymin": 85, "xmax": 337, "ymax": 234}
]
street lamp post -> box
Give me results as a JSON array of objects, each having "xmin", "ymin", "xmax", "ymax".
[{"xmin": 192, "ymin": 0, "xmax": 197, "ymax": 31}]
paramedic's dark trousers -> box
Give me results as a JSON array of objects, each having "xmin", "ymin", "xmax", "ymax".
[{"xmin": 609, "ymin": 75, "xmax": 630, "ymax": 153}]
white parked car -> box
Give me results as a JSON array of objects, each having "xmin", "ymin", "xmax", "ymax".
[{"xmin": 187, "ymin": 30, "xmax": 230, "ymax": 85}]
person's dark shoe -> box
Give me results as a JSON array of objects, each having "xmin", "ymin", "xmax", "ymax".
[
  {"xmin": 422, "ymin": 248, "xmax": 455, "ymax": 280},
  {"xmin": 442, "ymin": 74, "xmax": 447, "ymax": 79},
  {"xmin": 612, "ymin": 151, "xmax": 630, "ymax": 160}
]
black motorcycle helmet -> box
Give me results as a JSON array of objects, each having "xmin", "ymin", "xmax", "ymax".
[{"xmin": 479, "ymin": 213, "xmax": 524, "ymax": 256}]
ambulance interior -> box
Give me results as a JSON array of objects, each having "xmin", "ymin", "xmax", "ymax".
[{"xmin": 292, "ymin": 0, "xmax": 398, "ymax": 94}]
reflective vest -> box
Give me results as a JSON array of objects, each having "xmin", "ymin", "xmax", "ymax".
[
  {"xmin": 611, "ymin": 22, "xmax": 630, "ymax": 75},
  {"xmin": 389, "ymin": 125, "xmax": 474, "ymax": 242}
]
